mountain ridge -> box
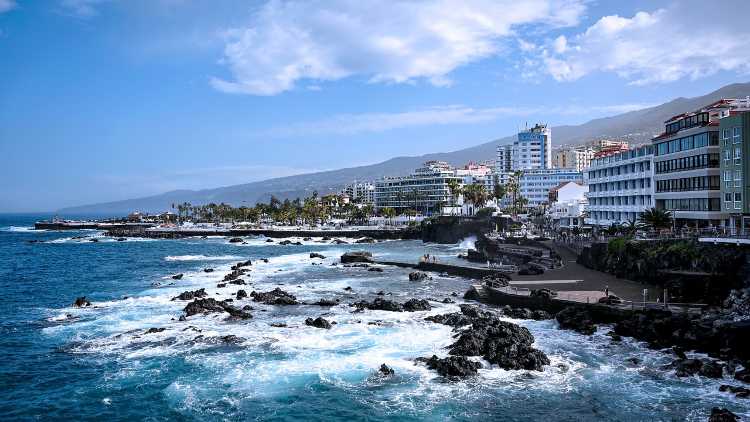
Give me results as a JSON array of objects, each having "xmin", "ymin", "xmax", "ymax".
[{"xmin": 59, "ymin": 82, "xmax": 750, "ymax": 215}]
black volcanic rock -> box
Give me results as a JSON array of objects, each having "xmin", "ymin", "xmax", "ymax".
[
  {"xmin": 182, "ymin": 298, "xmax": 252, "ymax": 319},
  {"xmin": 341, "ymin": 251, "xmax": 373, "ymax": 264},
  {"xmin": 402, "ymin": 299, "xmax": 431, "ymax": 312},
  {"xmin": 556, "ymin": 307, "xmax": 597, "ymax": 335},
  {"xmin": 172, "ymin": 288, "xmax": 207, "ymax": 301},
  {"xmin": 250, "ymin": 288, "xmax": 298, "ymax": 305},
  {"xmin": 720, "ymin": 384, "xmax": 750, "ymax": 399},
  {"xmin": 378, "ymin": 364, "xmax": 395, "ymax": 377},
  {"xmin": 417, "ymin": 355, "xmax": 481, "ymax": 378},
  {"xmin": 709, "ymin": 407, "xmax": 739, "ymax": 421},
  {"xmin": 171, "ymin": 273, "xmax": 184, "ymax": 280},
  {"xmin": 409, "ymin": 271, "xmax": 430, "ymax": 281},
  {"xmin": 426, "ymin": 305, "xmax": 549, "ymax": 372},
  {"xmin": 73, "ymin": 296, "xmax": 91, "ymax": 307},
  {"xmin": 305, "ymin": 316, "xmax": 332, "ymax": 329},
  {"xmin": 310, "ymin": 252, "xmax": 326, "ymax": 259},
  {"xmin": 236, "ymin": 289, "xmax": 248, "ymax": 299},
  {"xmin": 228, "ymin": 237, "xmax": 244, "ymax": 243}
]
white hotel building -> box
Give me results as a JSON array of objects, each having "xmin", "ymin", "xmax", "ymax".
[{"xmin": 585, "ymin": 144, "xmax": 655, "ymax": 226}]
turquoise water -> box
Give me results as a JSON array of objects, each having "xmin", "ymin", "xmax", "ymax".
[{"xmin": 1, "ymin": 214, "xmax": 748, "ymax": 421}]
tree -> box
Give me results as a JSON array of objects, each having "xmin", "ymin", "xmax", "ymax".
[
  {"xmin": 462, "ymin": 183, "xmax": 488, "ymax": 216},
  {"xmin": 639, "ymin": 207, "xmax": 672, "ymax": 231},
  {"xmin": 380, "ymin": 207, "xmax": 396, "ymax": 225},
  {"xmin": 506, "ymin": 170, "xmax": 526, "ymax": 216},
  {"xmin": 447, "ymin": 179, "xmax": 462, "ymax": 215},
  {"xmin": 492, "ymin": 174, "xmax": 506, "ymax": 204}
]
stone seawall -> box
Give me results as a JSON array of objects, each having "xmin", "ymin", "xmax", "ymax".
[
  {"xmin": 475, "ymin": 285, "xmax": 750, "ymax": 361},
  {"xmin": 107, "ymin": 227, "xmax": 421, "ymax": 240},
  {"xmin": 577, "ymin": 239, "xmax": 749, "ymax": 304}
]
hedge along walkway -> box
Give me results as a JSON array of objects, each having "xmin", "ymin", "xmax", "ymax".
[{"xmin": 509, "ymin": 240, "xmax": 656, "ymax": 302}]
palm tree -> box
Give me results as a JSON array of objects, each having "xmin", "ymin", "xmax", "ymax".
[
  {"xmin": 447, "ymin": 179, "xmax": 462, "ymax": 215},
  {"xmin": 492, "ymin": 174, "xmax": 506, "ymax": 205},
  {"xmin": 463, "ymin": 183, "xmax": 488, "ymax": 216},
  {"xmin": 380, "ymin": 207, "xmax": 396, "ymax": 226},
  {"xmin": 639, "ymin": 207, "xmax": 672, "ymax": 231}
]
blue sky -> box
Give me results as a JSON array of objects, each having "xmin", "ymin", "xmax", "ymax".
[{"xmin": 1, "ymin": 0, "xmax": 749, "ymax": 212}]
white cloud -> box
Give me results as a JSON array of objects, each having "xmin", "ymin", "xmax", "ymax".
[
  {"xmin": 541, "ymin": 1, "xmax": 750, "ymax": 84},
  {"xmin": 211, "ymin": 0, "xmax": 587, "ymax": 95},
  {"xmin": 0, "ymin": 0, "xmax": 16, "ymax": 13},
  {"xmin": 258, "ymin": 102, "xmax": 655, "ymax": 138},
  {"xmin": 59, "ymin": 0, "xmax": 109, "ymax": 18}
]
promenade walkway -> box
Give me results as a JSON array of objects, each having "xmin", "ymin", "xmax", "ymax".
[{"xmin": 509, "ymin": 241, "xmax": 654, "ymax": 302}]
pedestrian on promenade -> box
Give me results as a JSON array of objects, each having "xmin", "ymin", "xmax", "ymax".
[{"xmin": 605, "ymin": 286, "xmax": 609, "ymax": 297}]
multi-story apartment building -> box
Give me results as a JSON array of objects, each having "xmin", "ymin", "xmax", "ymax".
[
  {"xmin": 590, "ymin": 139, "xmax": 629, "ymax": 150},
  {"xmin": 651, "ymin": 100, "xmax": 749, "ymax": 227},
  {"xmin": 719, "ymin": 104, "xmax": 750, "ymax": 233},
  {"xmin": 374, "ymin": 161, "xmax": 462, "ymax": 215},
  {"xmin": 519, "ymin": 168, "xmax": 583, "ymax": 208},
  {"xmin": 548, "ymin": 181, "xmax": 588, "ymax": 230},
  {"xmin": 513, "ymin": 123, "xmax": 552, "ymax": 170},
  {"xmin": 553, "ymin": 146, "xmax": 595, "ymax": 172},
  {"xmin": 585, "ymin": 144, "xmax": 654, "ymax": 226},
  {"xmin": 496, "ymin": 144, "xmax": 512, "ymax": 173},
  {"xmin": 343, "ymin": 182, "xmax": 375, "ymax": 204}
]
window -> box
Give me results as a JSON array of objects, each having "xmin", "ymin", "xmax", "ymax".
[
  {"xmin": 736, "ymin": 170, "xmax": 742, "ymax": 188},
  {"xmin": 725, "ymin": 149, "xmax": 731, "ymax": 161},
  {"xmin": 734, "ymin": 127, "xmax": 742, "ymax": 144},
  {"xmin": 723, "ymin": 128, "xmax": 731, "ymax": 140},
  {"xmin": 725, "ymin": 193, "xmax": 732, "ymax": 202},
  {"xmin": 735, "ymin": 147, "xmax": 742, "ymax": 164},
  {"xmin": 735, "ymin": 193, "xmax": 743, "ymax": 210}
]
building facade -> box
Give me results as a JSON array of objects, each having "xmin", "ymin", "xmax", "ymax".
[
  {"xmin": 720, "ymin": 108, "xmax": 750, "ymax": 233},
  {"xmin": 585, "ymin": 144, "xmax": 654, "ymax": 226},
  {"xmin": 553, "ymin": 146, "xmax": 595, "ymax": 172},
  {"xmin": 495, "ymin": 144, "xmax": 512, "ymax": 173},
  {"xmin": 519, "ymin": 168, "xmax": 583, "ymax": 208},
  {"xmin": 513, "ymin": 123, "xmax": 552, "ymax": 170},
  {"xmin": 374, "ymin": 161, "xmax": 462, "ymax": 215},
  {"xmin": 651, "ymin": 101, "xmax": 746, "ymax": 227},
  {"xmin": 343, "ymin": 182, "xmax": 375, "ymax": 204},
  {"xmin": 549, "ymin": 181, "xmax": 588, "ymax": 230}
]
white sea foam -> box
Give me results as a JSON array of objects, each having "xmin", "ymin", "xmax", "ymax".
[
  {"xmin": 3, "ymin": 226, "xmax": 45, "ymax": 232},
  {"xmin": 164, "ymin": 255, "xmax": 245, "ymax": 262}
]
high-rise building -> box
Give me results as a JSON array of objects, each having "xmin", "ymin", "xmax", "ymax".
[
  {"xmin": 652, "ymin": 100, "xmax": 749, "ymax": 227},
  {"xmin": 719, "ymin": 100, "xmax": 750, "ymax": 233},
  {"xmin": 342, "ymin": 182, "xmax": 375, "ymax": 204},
  {"xmin": 495, "ymin": 144, "xmax": 512, "ymax": 172},
  {"xmin": 518, "ymin": 168, "xmax": 583, "ymax": 208},
  {"xmin": 513, "ymin": 123, "xmax": 551, "ymax": 170},
  {"xmin": 553, "ymin": 146, "xmax": 595, "ymax": 172},
  {"xmin": 374, "ymin": 161, "xmax": 462, "ymax": 215},
  {"xmin": 585, "ymin": 144, "xmax": 655, "ymax": 226}
]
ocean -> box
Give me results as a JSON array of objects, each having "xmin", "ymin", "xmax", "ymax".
[{"xmin": 1, "ymin": 214, "xmax": 748, "ymax": 421}]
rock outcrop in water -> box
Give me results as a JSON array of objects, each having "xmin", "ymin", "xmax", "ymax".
[
  {"xmin": 409, "ymin": 271, "xmax": 430, "ymax": 282},
  {"xmin": 556, "ymin": 307, "xmax": 597, "ymax": 335},
  {"xmin": 340, "ymin": 251, "xmax": 373, "ymax": 264},
  {"xmin": 351, "ymin": 298, "xmax": 431, "ymax": 313},
  {"xmin": 171, "ymin": 273, "xmax": 184, "ymax": 280},
  {"xmin": 172, "ymin": 288, "xmax": 208, "ymax": 301},
  {"xmin": 709, "ymin": 407, "xmax": 739, "ymax": 421},
  {"xmin": 425, "ymin": 305, "xmax": 549, "ymax": 373},
  {"xmin": 182, "ymin": 298, "xmax": 252, "ymax": 319},
  {"xmin": 310, "ymin": 252, "xmax": 326, "ymax": 259},
  {"xmin": 250, "ymin": 288, "xmax": 298, "ymax": 305},
  {"xmin": 305, "ymin": 316, "xmax": 332, "ymax": 329},
  {"xmin": 719, "ymin": 384, "xmax": 750, "ymax": 399},
  {"xmin": 73, "ymin": 296, "xmax": 92, "ymax": 307},
  {"xmin": 378, "ymin": 364, "xmax": 395, "ymax": 377},
  {"xmin": 416, "ymin": 355, "xmax": 482, "ymax": 378}
]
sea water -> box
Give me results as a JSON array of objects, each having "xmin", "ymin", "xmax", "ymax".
[{"xmin": 1, "ymin": 214, "xmax": 749, "ymax": 421}]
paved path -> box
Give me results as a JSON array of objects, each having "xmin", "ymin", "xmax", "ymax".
[{"xmin": 509, "ymin": 241, "xmax": 654, "ymax": 302}]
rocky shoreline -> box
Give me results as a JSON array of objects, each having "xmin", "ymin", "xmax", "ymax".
[{"xmin": 65, "ymin": 249, "xmax": 749, "ymax": 420}]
